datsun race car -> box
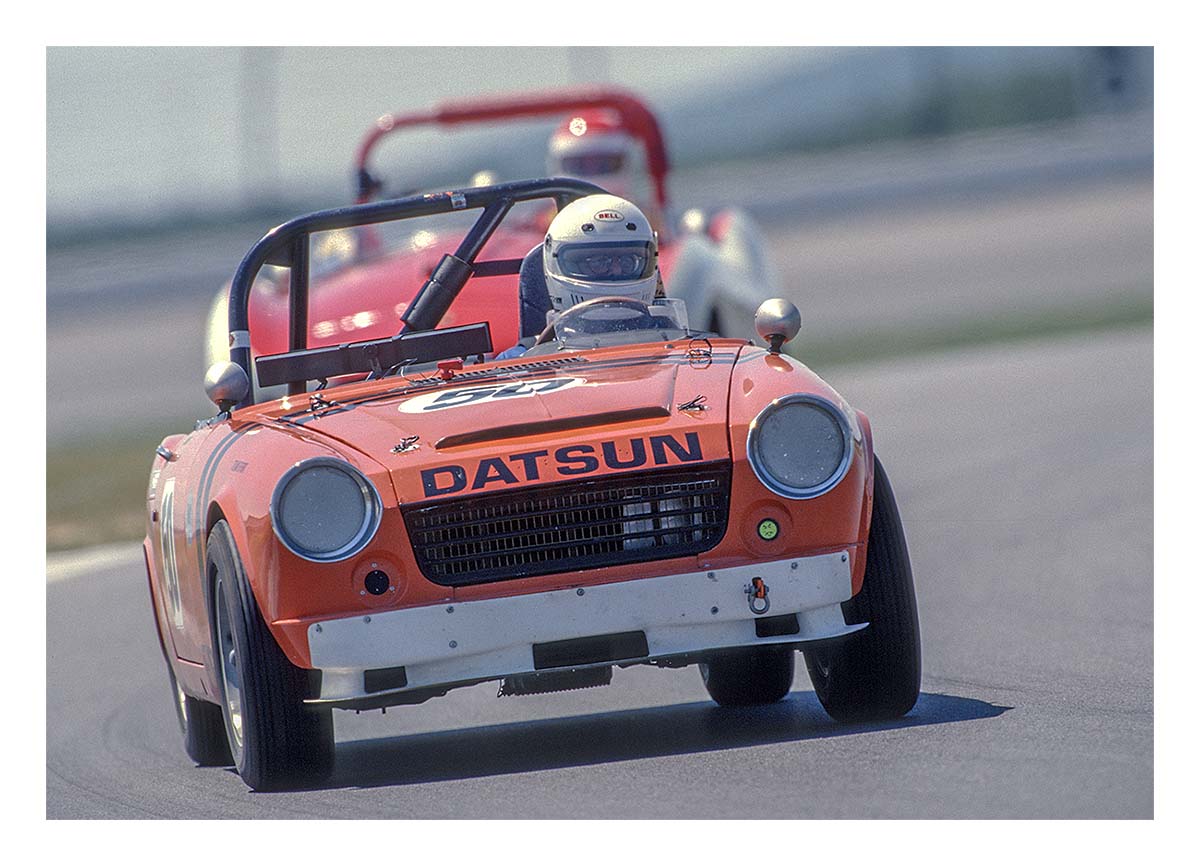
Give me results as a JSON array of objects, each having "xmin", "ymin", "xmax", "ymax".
[
  {"xmin": 202, "ymin": 88, "xmax": 777, "ymax": 394},
  {"xmin": 147, "ymin": 178, "xmax": 920, "ymax": 791}
]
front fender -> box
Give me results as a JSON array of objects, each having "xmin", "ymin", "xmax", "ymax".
[
  {"xmin": 727, "ymin": 348, "xmax": 874, "ymax": 591},
  {"xmin": 201, "ymin": 421, "xmax": 401, "ymax": 669}
]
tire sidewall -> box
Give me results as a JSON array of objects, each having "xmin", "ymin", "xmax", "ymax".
[
  {"xmin": 205, "ymin": 519, "xmax": 334, "ymax": 789},
  {"xmin": 208, "ymin": 522, "xmax": 254, "ymax": 777},
  {"xmin": 700, "ymin": 645, "xmax": 794, "ymax": 706},
  {"xmin": 804, "ymin": 454, "xmax": 921, "ymax": 720}
]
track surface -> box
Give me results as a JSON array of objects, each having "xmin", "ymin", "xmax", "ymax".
[{"xmin": 47, "ymin": 326, "xmax": 1152, "ymax": 818}]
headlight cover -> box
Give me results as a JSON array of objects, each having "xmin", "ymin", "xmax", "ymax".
[
  {"xmin": 271, "ymin": 458, "xmax": 382, "ymax": 562},
  {"xmin": 747, "ymin": 394, "xmax": 854, "ymax": 499}
]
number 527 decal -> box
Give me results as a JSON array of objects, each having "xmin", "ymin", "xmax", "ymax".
[{"xmin": 399, "ymin": 377, "xmax": 583, "ymax": 413}]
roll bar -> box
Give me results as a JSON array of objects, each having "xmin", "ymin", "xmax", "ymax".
[
  {"xmin": 227, "ymin": 177, "xmax": 607, "ymax": 408},
  {"xmin": 354, "ymin": 87, "xmax": 670, "ymax": 211}
]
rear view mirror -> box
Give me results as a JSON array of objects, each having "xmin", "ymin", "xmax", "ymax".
[
  {"xmin": 754, "ymin": 299, "xmax": 801, "ymax": 354},
  {"xmin": 204, "ymin": 362, "xmax": 250, "ymax": 412}
]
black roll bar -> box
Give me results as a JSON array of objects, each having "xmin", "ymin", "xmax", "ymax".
[{"xmin": 227, "ymin": 177, "xmax": 606, "ymax": 408}]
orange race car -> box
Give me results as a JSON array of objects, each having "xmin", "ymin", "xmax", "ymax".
[{"xmin": 145, "ymin": 178, "xmax": 920, "ymax": 791}]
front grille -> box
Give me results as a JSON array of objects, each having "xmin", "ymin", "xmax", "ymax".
[{"xmin": 402, "ymin": 462, "xmax": 731, "ymax": 586}]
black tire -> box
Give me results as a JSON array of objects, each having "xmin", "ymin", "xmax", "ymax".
[
  {"xmin": 699, "ymin": 645, "xmax": 795, "ymax": 706},
  {"xmin": 804, "ymin": 455, "xmax": 921, "ymax": 722},
  {"xmin": 149, "ymin": 564, "xmax": 233, "ymax": 766},
  {"xmin": 167, "ymin": 663, "xmax": 233, "ymax": 766},
  {"xmin": 208, "ymin": 520, "xmax": 334, "ymax": 791}
]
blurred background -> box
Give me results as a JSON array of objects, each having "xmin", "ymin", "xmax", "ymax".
[
  {"xmin": 46, "ymin": 46, "xmax": 1153, "ymax": 550},
  {"xmin": 48, "ymin": 46, "xmax": 1151, "ymax": 234}
]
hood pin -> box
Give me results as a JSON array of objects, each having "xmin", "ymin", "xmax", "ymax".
[{"xmin": 391, "ymin": 435, "xmax": 420, "ymax": 454}]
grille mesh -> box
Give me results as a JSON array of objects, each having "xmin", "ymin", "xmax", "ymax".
[{"xmin": 402, "ymin": 462, "xmax": 731, "ymax": 585}]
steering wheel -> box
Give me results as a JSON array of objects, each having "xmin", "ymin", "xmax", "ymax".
[{"xmin": 534, "ymin": 296, "xmax": 655, "ymax": 346}]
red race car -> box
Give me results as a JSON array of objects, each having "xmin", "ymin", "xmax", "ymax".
[{"xmin": 205, "ymin": 88, "xmax": 778, "ymax": 394}]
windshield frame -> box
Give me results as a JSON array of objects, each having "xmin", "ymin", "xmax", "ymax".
[{"xmin": 531, "ymin": 297, "xmax": 694, "ymax": 353}]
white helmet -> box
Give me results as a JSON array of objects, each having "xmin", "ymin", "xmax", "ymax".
[
  {"xmin": 543, "ymin": 194, "xmax": 659, "ymax": 312},
  {"xmin": 547, "ymin": 112, "xmax": 637, "ymax": 200}
]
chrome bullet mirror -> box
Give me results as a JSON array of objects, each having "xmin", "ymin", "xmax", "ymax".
[
  {"xmin": 754, "ymin": 298, "xmax": 801, "ymax": 354},
  {"xmin": 204, "ymin": 361, "xmax": 250, "ymax": 412}
]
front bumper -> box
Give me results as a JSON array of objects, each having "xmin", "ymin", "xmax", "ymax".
[{"xmin": 305, "ymin": 551, "xmax": 864, "ymax": 705}]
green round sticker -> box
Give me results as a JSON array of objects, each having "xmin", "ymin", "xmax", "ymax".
[{"xmin": 757, "ymin": 518, "xmax": 780, "ymax": 541}]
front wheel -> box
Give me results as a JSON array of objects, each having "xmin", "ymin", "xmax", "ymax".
[
  {"xmin": 208, "ymin": 520, "xmax": 334, "ymax": 790},
  {"xmin": 699, "ymin": 645, "xmax": 794, "ymax": 706},
  {"xmin": 167, "ymin": 660, "xmax": 232, "ymax": 766},
  {"xmin": 150, "ymin": 568, "xmax": 231, "ymax": 766},
  {"xmin": 805, "ymin": 455, "xmax": 921, "ymax": 722}
]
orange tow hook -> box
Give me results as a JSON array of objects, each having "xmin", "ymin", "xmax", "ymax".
[{"xmin": 747, "ymin": 577, "xmax": 770, "ymax": 615}]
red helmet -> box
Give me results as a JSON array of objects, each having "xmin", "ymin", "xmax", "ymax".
[{"xmin": 547, "ymin": 110, "xmax": 638, "ymax": 199}]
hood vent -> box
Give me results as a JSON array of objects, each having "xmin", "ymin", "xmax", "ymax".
[{"xmin": 434, "ymin": 406, "xmax": 670, "ymax": 450}]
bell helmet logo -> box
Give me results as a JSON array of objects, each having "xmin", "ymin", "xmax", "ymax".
[{"xmin": 594, "ymin": 210, "xmax": 623, "ymax": 221}]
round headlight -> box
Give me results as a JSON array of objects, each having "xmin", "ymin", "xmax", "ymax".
[
  {"xmin": 747, "ymin": 394, "xmax": 853, "ymax": 499},
  {"xmin": 271, "ymin": 458, "xmax": 382, "ymax": 562}
]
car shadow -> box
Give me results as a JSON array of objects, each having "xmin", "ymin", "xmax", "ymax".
[{"xmin": 313, "ymin": 690, "xmax": 1010, "ymax": 792}]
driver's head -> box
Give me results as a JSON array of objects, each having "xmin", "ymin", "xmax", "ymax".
[
  {"xmin": 547, "ymin": 112, "xmax": 636, "ymax": 200},
  {"xmin": 544, "ymin": 194, "xmax": 659, "ymax": 313}
]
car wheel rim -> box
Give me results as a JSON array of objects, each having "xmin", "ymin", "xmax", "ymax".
[{"xmin": 215, "ymin": 577, "xmax": 244, "ymax": 760}]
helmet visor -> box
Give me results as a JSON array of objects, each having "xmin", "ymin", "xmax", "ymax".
[
  {"xmin": 556, "ymin": 242, "xmax": 655, "ymax": 282},
  {"xmin": 560, "ymin": 152, "xmax": 626, "ymax": 175}
]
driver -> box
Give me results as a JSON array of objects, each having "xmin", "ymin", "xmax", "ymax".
[
  {"xmin": 498, "ymin": 193, "xmax": 662, "ymax": 359},
  {"xmin": 545, "ymin": 111, "xmax": 665, "ymax": 232},
  {"xmin": 547, "ymin": 112, "xmax": 638, "ymax": 202},
  {"xmin": 544, "ymin": 193, "xmax": 660, "ymax": 311}
]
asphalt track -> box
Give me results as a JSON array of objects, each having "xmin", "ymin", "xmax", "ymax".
[{"xmin": 46, "ymin": 325, "xmax": 1152, "ymax": 818}]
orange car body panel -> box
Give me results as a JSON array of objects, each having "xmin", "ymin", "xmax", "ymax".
[{"xmin": 147, "ymin": 336, "xmax": 874, "ymax": 699}]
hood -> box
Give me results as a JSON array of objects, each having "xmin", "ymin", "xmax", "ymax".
[{"xmin": 253, "ymin": 340, "xmax": 744, "ymax": 504}]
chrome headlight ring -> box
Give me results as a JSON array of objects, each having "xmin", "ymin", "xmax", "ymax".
[
  {"xmin": 746, "ymin": 393, "xmax": 855, "ymax": 500},
  {"xmin": 270, "ymin": 457, "xmax": 382, "ymax": 563}
]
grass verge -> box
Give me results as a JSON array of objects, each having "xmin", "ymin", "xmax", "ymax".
[
  {"xmin": 46, "ymin": 296, "xmax": 1151, "ymax": 553},
  {"xmin": 794, "ymin": 293, "xmax": 1152, "ymax": 370},
  {"xmin": 47, "ymin": 420, "xmax": 193, "ymax": 552}
]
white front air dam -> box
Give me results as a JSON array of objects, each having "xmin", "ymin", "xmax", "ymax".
[{"xmin": 306, "ymin": 551, "xmax": 865, "ymax": 704}]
